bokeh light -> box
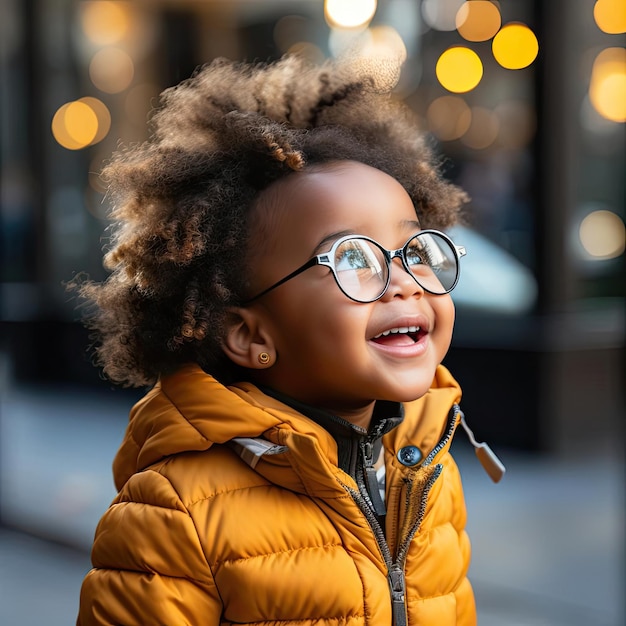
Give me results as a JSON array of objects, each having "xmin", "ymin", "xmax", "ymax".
[
  {"xmin": 328, "ymin": 26, "xmax": 406, "ymax": 71},
  {"xmin": 492, "ymin": 23, "xmax": 539, "ymax": 70},
  {"xmin": 64, "ymin": 101, "xmax": 99, "ymax": 146},
  {"xmin": 456, "ymin": 1, "xmax": 501, "ymax": 42},
  {"xmin": 52, "ymin": 101, "xmax": 98, "ymax": 150},
  {"xmin": 436, "ymin": 47, "xmax": 483, "ymax": 93},
  {"xmin": 80, "ymin": 1, "xmax": 130, "ymax": 45},
  {"xmin": 89, "ymin": 47, "xmax": 134, "ymax": 93},
  {"xmin": 77, "ymin": 97, "xmax": 111, "ymax": 145},
  {"xmin": 426, "ymin": 96, "xmax": 471, "ymax": 141},
  {"xmin": 360, "ymin": 26, "xmax": 407, "ymax": 63},
  {"xmin": 324, "ymin": 0, "xmax": 377, "ymax": 29},
  {"xmin": 461, "ymin": 106, "xmax": 500, "ymax": 149},
  {"xmin": 579, "ymin": 210, "xmax": 626, "ymax": 259},
  {"xmin": 422, "ymin": 0, "xmax": 464, "ymax": 31},
  {"xmin": 589, "ymin": 47, "xmax": 626, "ymax": 122},
  {"xmin": 593, "ymin": 0, "xmax": 626, "ymax": 34},
  {"xmin": 288, "ymin": 42, "xmax": 326, "ymax": 64}
]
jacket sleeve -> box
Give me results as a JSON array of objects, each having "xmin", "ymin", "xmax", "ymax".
[{"xmin": 77, "ymin": 470, "xmax": 223, "ymax": 626}]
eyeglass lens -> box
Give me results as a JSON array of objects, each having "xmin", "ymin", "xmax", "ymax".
[{"xmin": 332, "ymin": 232, "xmax": 458, "ymax": 302}]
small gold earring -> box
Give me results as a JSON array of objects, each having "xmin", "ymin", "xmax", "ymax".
[{"xmin": 257, "ymin": 352, "xmax": 271, "ymax": 365}]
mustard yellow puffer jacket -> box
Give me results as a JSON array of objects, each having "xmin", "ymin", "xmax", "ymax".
[{"xmin": 77, "ymin": 364, "xmax": 475, "ymax": 626}]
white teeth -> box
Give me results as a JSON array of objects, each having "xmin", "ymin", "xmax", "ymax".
[{"xmin": 374, "ymin": 325, "xmax": 420, "ymax": 339}]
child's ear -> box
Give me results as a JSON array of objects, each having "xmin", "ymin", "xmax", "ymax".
[{"xmin": 221, "ymin": 307, "xmax": 275, "ymax": 369}]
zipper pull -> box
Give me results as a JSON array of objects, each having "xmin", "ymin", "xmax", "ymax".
[
  {"xmin": 459, "ymin": 413, "xmax": 506, "ymax": 483},
  {"xmin": 388, "ymin": 566, "xmax": 407, "ymax": 626},
  {"xmin": 362, "ymin": 441, "xmax": 386, "ymax": 516}
]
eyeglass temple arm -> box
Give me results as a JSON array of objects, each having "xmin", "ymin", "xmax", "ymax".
[
  {"xmin": 244, "ymin": 257, "xmax": 320, "ymax": 303},
  {"xmin": 455, "ymin": 245, "xmax": 467, "ymax": 258}
]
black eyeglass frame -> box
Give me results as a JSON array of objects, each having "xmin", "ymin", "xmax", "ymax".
[{"xmin": 245, "ymin": 229, "xmax": 467, "ymax": 304}]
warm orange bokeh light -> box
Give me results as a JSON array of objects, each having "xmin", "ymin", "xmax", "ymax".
[
  {"xmin": 461, "ymin": 106, "xmax": 500, "ymax": 150},
  {"xmin": 52, "ymin": 101, "xmax": 98, "ymax": 150},
  {"xmin": 426, "ymin": 96, "xmax": 471, "ymax": 141},
  {"xmin": 78, "ymin": 97, "xmax": 111, "ymax": 145},
  {"xmin": 63, "ymin": 101, "xmax": 98, "ymax": 146},
  {"xmin": 492, "ymin": 23, "xmax": 539, "ymax": 70},
  {"xmin": 52, "ymin": 104, "xmax": 83, "ymax": 150},
  {"xmin": 52, "ymin": 97, "xmax": 112, "ymax": 150},
  {"xmin": 456, "ymin": 1, "xmax": 501, "ymax": 42},
  {"xmin": 594, "ymin": 0, "xmax": 626, "ymax": 34},
  {"xmin": 81, "ymin": 1, "xmax": 130, "ymax": 45},
  {"xmin": 89, "ymin": 47, "xmax": 134, "ymax": 93},
  {"xmin": 590, "ymin": 47, "xmax": 626, "ymax": 122},
  {"xmin": 436, "ymin": 47, "xmax": 483, "ymax": 93}
]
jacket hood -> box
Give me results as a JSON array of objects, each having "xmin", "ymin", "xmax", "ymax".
[{"xmin": 112, "ymin": 363, "xmax": 462, "ymax": 492}]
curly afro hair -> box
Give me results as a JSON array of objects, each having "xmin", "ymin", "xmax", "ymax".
[{"xmin": 73, "ymin": 54, "xmax": 468, "ymax": 387}]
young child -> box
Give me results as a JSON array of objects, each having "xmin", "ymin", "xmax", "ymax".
[{"xmin": 75, "ymin": 55, "xmax": 502, "ymax": 626}]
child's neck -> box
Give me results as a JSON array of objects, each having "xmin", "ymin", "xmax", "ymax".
[
  {"xmin": 330, "ymin": 404, "xmax": 376, "ymax": 431},
  {"xmin": 259, "ymin": 383, "xmax": 377, "ymax": 430},
  {"xmin": 262, "ymin": 385, "xmax": 395, "ymax": 436}
]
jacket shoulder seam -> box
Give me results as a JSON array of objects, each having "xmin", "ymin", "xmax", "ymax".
[
  {"xmin": 158, "ymin": 384, "xmax": 210, "ymax": 443},
  {"xmin": 143, "ymin": 468, "xmax": 219, "ymax": 588}
]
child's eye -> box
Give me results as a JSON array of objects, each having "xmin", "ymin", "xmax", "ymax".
[
  {"xmin": 336, "ymin": 244, "xmax": 370, "ymax": 271},
  {"xmin": 405, "ymin": 243, "xmax": 428, "ymax": 266},
  {"xmin": 407, "ymin": 236, "xmax": 449, "ymax": 273}
]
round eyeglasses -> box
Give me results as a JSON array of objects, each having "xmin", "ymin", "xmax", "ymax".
[{"xmin": 245, "ymin": 229, "xmax": 466, "ymax": 304}]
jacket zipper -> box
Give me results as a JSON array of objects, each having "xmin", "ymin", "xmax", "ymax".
[
  {"xmin": 359, "ymin": 439, "xmax": 386, "ymax": 517},
  {"xmin": 342, "ymin": 484, "xmax": 405, "ymax": 624},
  {"xmin": 343, "ymin": 477, "xmax": 441, "ymax": 626},
  {"xmin": 394, "ymin": 466, "xmax": 442, "ymax": 567},
  {"xmin": 422, "ymin": 405, "xmax": 460, "ymax": 467},
  {"xmin": 339, "ymin": 404, "xmax": 460, "ymax": 626}
]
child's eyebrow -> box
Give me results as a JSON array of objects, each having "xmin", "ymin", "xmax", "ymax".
[
  {"xmin": 312, "ymin": 230, "xmax": 355, "ymax": 254},
  {"xmin": 402, "ymin": 219, "xmax": 422, "ymax": 231}
]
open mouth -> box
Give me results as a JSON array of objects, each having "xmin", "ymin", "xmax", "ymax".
[{"xmin": 371, "ymin": 325, "xmax": 424, "ymax": 345}]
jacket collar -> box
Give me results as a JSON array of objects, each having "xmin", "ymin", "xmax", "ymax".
[
  {"xmin": 112, "ymin": 363, "xmax": 462, "ymax": 492},
  {"xmin": 257, "ymin": 385, "xmax": 404, "ymax": 477}
]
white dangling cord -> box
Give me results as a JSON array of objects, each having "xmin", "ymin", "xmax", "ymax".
[{"xmin": 460, "ymin": 413, "xmax": 506, "ymax": 483}]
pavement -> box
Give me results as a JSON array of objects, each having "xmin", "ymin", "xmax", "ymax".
[{"xmin": 0, "ymin": 384, "xmax": 624, "ymax": 626}]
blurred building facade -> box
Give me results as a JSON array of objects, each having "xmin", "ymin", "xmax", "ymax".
[{"xmin": 0, "ymin": 0, "xmax": 624, "ymax": 453}]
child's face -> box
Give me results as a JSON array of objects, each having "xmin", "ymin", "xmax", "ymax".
[{"xmin": 243, "ymin": 161, "xmax": 455, "ymax": 421}]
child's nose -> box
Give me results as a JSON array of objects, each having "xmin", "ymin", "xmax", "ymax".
[{"xmin": 382, "ymin": 258, "xmax": 424, "ymax": 300}]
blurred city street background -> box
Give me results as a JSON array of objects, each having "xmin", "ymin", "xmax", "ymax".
[{"xmin": 1, "ymin": 0, "xmax": 624, "ymax": 624}]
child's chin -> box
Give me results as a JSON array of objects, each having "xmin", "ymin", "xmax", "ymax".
[{"xmin": 383, "ymin": 384, "xmax": 433, "ymax": 404}]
